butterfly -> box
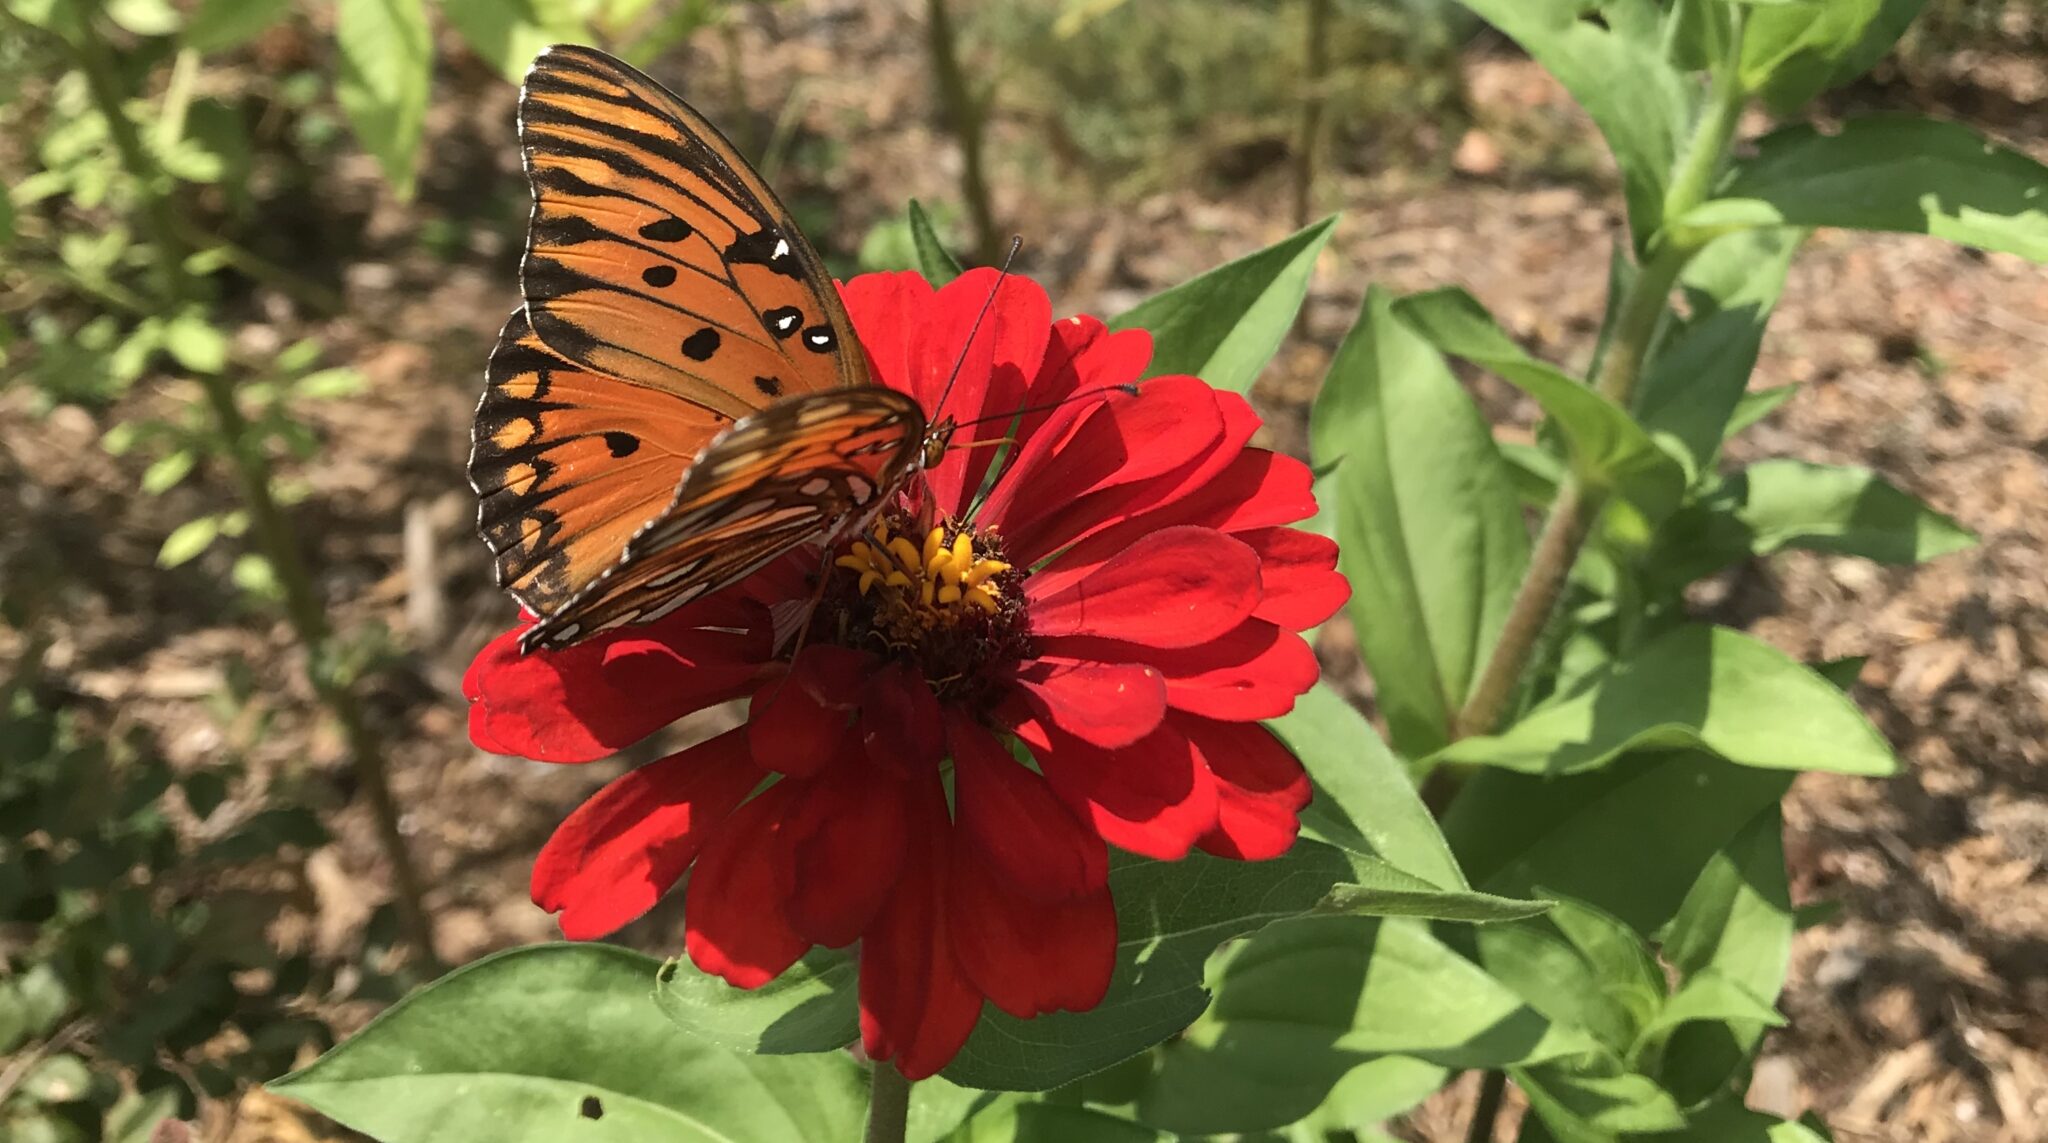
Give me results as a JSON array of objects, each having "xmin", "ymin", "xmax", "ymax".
[{"xmin": 469, "ymin": 45, "xmax": 951, "ymax": 654}]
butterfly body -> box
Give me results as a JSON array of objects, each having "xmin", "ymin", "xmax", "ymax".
[{"xmin": 469, "ymin": 45, "xmax": 943, "ymax": 653}]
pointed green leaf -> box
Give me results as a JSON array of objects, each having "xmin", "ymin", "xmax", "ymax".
[
  {"xmin": 1391, "ymin": 287, "xmax": 1686, "ymax": 527},
  {"xmin": 1740, "ymin": 0, "xmax": 1928, "ymax": 113},
  {"xmin": 909, "ymin": 199, "xmax": 964, "ymax": 285},
  {"xmin": 1312, "ymin": 287, "xmax": 1529, "ymax": 756},
  {"xmin": 1270, "ymin": 683, "xmax": 1467, "ymax": 889},
  {"xmin": 1141, "ymin": 916, "xmax": 1600, "ymax": 1133},
  {"xmin": 442, "ymin": 0, "xmax": 588, "ymax": 83},
  {"xmin": 1110, "ymin": 216, "xmax": 1335, "ymax": 394},
  {"xmin": 1443, "ymin": 751, "xmax": 1794, "ymax": 934},
  {"xmin": 1726, "ymin": 384, "xmax": 1798, "ymax": 437},
  {"xmin": 1431, "ymin": 624, "xmax": 1897, "ymax": 777},
  {"xmin": 158, "ymin": 515, "xmax": 222, "ymax": 568},
  {"xmin": 1688, "ymin": 116, "xmax": 2048, "ymax": 261},
  {"xmin": 652, "ymin": 948, "xmax": 855, "ymax": 1054},
  {"xmin": 1515, "ymin": 1063, "xmax": 1685, "ymax": 1140},
  {"xmin": 1727, "ymin": 459, "xmax": 1976, "ymax": 563},
  {"xmin": 272, "ymin": 944, "xmax": 867, "ymax": 1142},
  {"xmin": 1318, "ymin": 862, "xmax": 1549, "ymax": 924},
  {"xmin": 1451, "ymin": 0, "xmax": 1692, "ymax": 245},
  {"xmin": 336, "ymin": 0, "xmax": 433, "ymax": 198},
  {"xmin": 1633, "ymin": 967, "xmax": 1785, "ymax": 1056},
  {"xmin": 1664, "ymin": 807, "xmax": 1794, "ymax": 990}
]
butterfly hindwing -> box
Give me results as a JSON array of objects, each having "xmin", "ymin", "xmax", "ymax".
[
  {"xmin": 519, "ymin": 388, "xmax": 927, "ymax": 652},
  {"xmin": 470, "ymin": 308, "xmax": 733, "ymax": 616},
  {"xmin": 516, "ymin": 44, "xmax": 867, "ymax": 419}
]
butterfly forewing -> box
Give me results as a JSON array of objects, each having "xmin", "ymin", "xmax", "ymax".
[
  {"xmin": 516, "ymin": 44, "xmax": 867, "ymax": 419},
  {"xmin": 519, "ymin": 389, "xmax": 927, "ymax": 652},
  {"xmin": 470, "ymin": 308, "xmax": 735, "ymax": 615}
]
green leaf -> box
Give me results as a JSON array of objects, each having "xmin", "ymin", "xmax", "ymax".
[
  {"xmin": 1664, "ymin": 807, "xmax": 1794, "ymax": 990},
  {"xmin": 1138, "ymin": 1051, "xmax": 1447, "ymax": 1138},
  {"xmin": 1633, "ymin": 968, "xmax": 1784, "ymax": 1056},
  {"xmin": 1663, "ymin": 0, "xmax": 1733, "ymax": 72},
  {"xmin": 1431, "ymin": 624, "xmax": 1897, "ymax": 777},
  {"xmin": 163, "ymin": 312, "xmax": 228, "ymax": 374},
  {"xmin": 335, "ymin": 0, "xmax": 433, "ymax": 198},
  {"xmin": 1688, "ymin": 116, "xmax": 2048, "ymax": 262},
  {"xmin": 1727, "ymin": 384, "xmax": 1798, "ymax": 437},
  {"xmin": 1651, "ymin": 1098, "xmax": 1835, "ymax": 1142},
  {"xmin": 1444, "ymin": 751, "xmax": 1794, "ymax": 934},
  {"xmin": 273, "ymin": 944, "xmax": 867, "ymax": 1142},
  {"xmin": 1318, "ymin": 863, "xmax": 1550, "ymax": 924},
  {"xmin": 651, "ymin": 948, "xmax": 855, "ymax": 1055},
  {"xmin": 442, "ymin": 0, "xmax": 588, "ymax": 83},
  {"xmin": 943, "ymin": 839, "xmax": 1364, "ymax": 1091},
  {"xmin": 1515, "ymin": 1064, "xmax": 1686, "ymax": 1140},
  {"xmin": 946, "ymin": 1102, "xmax": 1163, "ymax": 1142},
  {"xmin": 1109, "ymin": 216, "xmax": 1336, "ymax": 394},
  {"xmin": 158, "ymin": 515, "xmax": 222, "ymax": 568},
  {"xmin": 1635, "ymin": 228, "xmax": 1804, "ymax": 475},
  {"xmin": 1312, "ymin": 286, "xmax": 1529, "ymax": 756},
  {"xmin": 1270, "ymin": 683, "xmax": 1468, "ymax": 889},
  {"xmin": 1392, "ymin": 287, "xmax": 1686, "ymax": 529},
  {"xmin": 1474, "ymin": 893, "xmax": 1662, "ymax": 1056},
  {"xmin": 908, "ymin": 198, "xmax": 964, "ymax": 285},
  {"xmin": 106, "ymin": 0, "xmax": 181, "ymax": 35},
  {"xmin": 1740, "ymin": 0, "xmax": 1927, "ymax": 113},
  {"xmin": 184, "ymin": 0, "xmax": 294, "ymax": 51},
  {"xmin": 1139, "ymin": 917, "xmax": 1599, "ymax": 1133},
  {"xmin": 1451, "ymin": 0, "xmax": 1693, "ymax": 245},
  {"xmin": 140, "ymin": 449, "xmax": 196, "ymax": 495},
  {"xmin": 1728, "ymin": 459, "xmax": 1975, "ymax": 563}
]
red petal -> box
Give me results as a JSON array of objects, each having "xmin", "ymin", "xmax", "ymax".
[
  {"xmin": 747, "ymin": 644, "xmax": 871, "ymax": 777},
  {"xmin": 901, "ymin": 268, "xmax": 1056, "ymax": 516},
  {"xmin": 1181, "ymin": 715, "xmax": 1309, "ymax": 861},
  {"xmin": 466, "ymin": 610, "xmax": 771, "ymax": 763},
  {"xmin": 949, "ymin": 713, "xmax": 1107, "ymax": 901},
  {"xmin": 1010, "ymin": 316, "xmax": 1151, "ymax": 446},
  {"xmin": 1028, "ymin": 527, "xmax": 1261, "ymax": 648},
  {"xmin": 1007, "ymin": 658, "xmax": 1166, "ymax": 749},
  {"xmin": 1005, "ymin": 388, "xmax": 1263, "ymax": 568},
  {"xmin": 980, "ymin": 376, "xmax": 1223, "ymax": 548},
  {"xmin": 1050, "ymin": 447, "xmax": 1319, "ymax": 576},
  {"xmin": 685, "ymin": 781, "xmax": 808, "ymax": 988},
  {"xmin": 780, "ymin": 757, "xmax": 909, "ymax": 947},
  {"xmin": 861, "ymin": 662, "xmax": 945, "ymax": 775},
  {"xmin": 841, "ymin": 272, "xmax": 934, "ymax": 394},
  {"xmin": 1014, "ymin": 715, "xmax": 1220, "ymax": 860},
  {"xmin": 1239, "ymin": 526, "xmax": 1350, "ymax": 630},
  {"xmin": 858, "ymin": 782, "xmax": 984, "ymax": 1080},
  {"xmin": 948, "ymin": 841, "xmax": 1115, "ymax": 1018},
  {"xmin": 1044, "ymin": 620, "xmax": 1319, "ymax": 721},
  {"xmin": 532, "ymin": 728, "xmax": 761, "ymax": 939}
]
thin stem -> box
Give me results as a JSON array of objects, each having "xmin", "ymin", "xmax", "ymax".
[
  {"xmin": 1465, "ymin": 1069, "xmax": 1509, "ymax": 1143},
  {"xmin": 925, "ymin": 0, "xmax": 1001, "ymax": 266},
  {"xmin": 1292, "ymin": 0, "xmax": 1332, "ymax": 230},
  {"xmin": 863, "ymin": 1062, "xmax": 913, "ymax": 1143},
  {"xmin": 1662, "ymin": 5, "xmax": 1750, "ymax": 236},
  {"xmin": 69, "ymin": 22, "xmax": 440, "ymax": 970}
]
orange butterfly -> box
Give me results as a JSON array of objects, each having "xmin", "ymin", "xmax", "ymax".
[{"xmin": 469, "ymin": 45, "xmax": 948, "ymax": 653}]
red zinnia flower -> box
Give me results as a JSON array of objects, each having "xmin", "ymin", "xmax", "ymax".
[{"xmin": 464, "ymin": 269, "xmax": 1349, "ymax": 1079}]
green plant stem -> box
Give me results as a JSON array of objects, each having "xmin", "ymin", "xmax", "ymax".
[
  {"xmin": 69, "ymin": 22, "xmax": 440, "ymax": 971},
  {"xmin": 1465, "ymin": 1069, "xmax": 1508, "ymax": 1143},
  {"xmin": 1453, "ymin": 19, "xmax": 1749, "ymax": 740},
  {"xmin": 925, "ymin": 0, "xmax": 1001, "ymax": 266},
  {"xmin": 863, "ymin": 1062, "xmax": 913, "ymax": 1143}
]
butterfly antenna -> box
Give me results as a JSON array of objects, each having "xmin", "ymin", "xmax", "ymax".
[
  {"xmin": 949, "ymin": 383, "xmax": 1142, "ymax": 430},
  {"xmin": 929, "ymin": 237, "xmax": 1023, "ymax": 425}
]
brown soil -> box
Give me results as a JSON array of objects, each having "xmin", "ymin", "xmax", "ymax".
[{"xmin": 5, "ymin": 7, "xmax": 2045, "ymax": 1142}]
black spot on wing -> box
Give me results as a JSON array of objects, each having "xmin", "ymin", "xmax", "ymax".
[
  {"xmin": 726, "ymin": 228, "xmax": 801, "ymax": 279},
  {"xmin": 641, "ymin": 264, "xmax": 678, "ymax": 288},
  {"xmin": 682, "ymin": 328, "xmax": 721, "ymax": 361},
  {"xmin": 801, "ymin": 325, "xmax": 837, "ymax": 354},
  {"xmin": 602, "ymin": 431, "xmax": 640, "ymax": 458},
  {"xmin": 638, "ymin": 217, "xmax": 694, "ymax": 242},
  {"xmin": 762, "ymin": 306, "xmax": 803, "ymax": 339},
  {"xmin": 753, "ymin": 376, "xmax": 783, "ymax": 397}
]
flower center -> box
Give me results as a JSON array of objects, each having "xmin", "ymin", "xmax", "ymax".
[{"xmin": 823, "ymin": 509, "xmax": 1032, "ymax": 702}]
